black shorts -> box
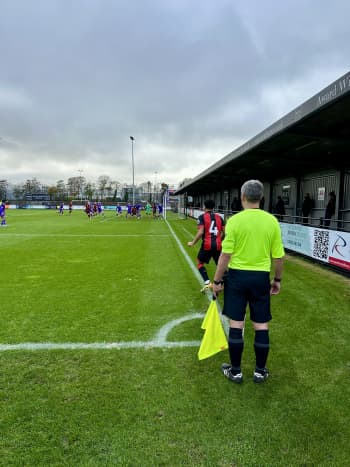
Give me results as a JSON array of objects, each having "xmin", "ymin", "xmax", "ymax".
[
  {"xmin": 223, "ymin": 269, "xmax": 271, "ymax": 323},
  {"xmin": 197, "ymin": 249, "xmax": 221, "ymax": 265}
]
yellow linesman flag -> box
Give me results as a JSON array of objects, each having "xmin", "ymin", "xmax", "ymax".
[{"xmin": 198, "ymin": 299, "xmax": 228, "ymax": 360}]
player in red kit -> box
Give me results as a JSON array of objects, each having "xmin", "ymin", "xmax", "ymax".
[{"xmin": 187, "ymin": 199, "xmax": 225, "ymax": 292}]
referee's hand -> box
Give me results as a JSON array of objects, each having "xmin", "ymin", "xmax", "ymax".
[
  {"xmin": 212, "ymin": 283, "xmax": 223, "ymax": 297},
  {"xmin": 270, "ymin": 280, "xmax": 281, "ymax": 295}
]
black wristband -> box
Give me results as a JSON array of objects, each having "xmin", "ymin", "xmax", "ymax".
[
  {"xmin": 273, "ymin": 277, "xmax": 281, "ymax": 282},
  {"xmin": 213, "ymin": 280, "xmax": 224, "ymax": 285}
]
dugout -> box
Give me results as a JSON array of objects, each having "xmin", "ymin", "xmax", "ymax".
[{"xmin": 176, "ymin": 71, "xmax": 350, "ymax": 233}]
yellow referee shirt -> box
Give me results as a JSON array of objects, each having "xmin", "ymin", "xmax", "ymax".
[{"xmin": 222, "ymin": 209, "xmax": 285, "ymax": 271}]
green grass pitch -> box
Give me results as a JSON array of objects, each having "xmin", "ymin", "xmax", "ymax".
[{"xmin": 0, "ymin": 209, "xmax": 349, "ymax": 466}]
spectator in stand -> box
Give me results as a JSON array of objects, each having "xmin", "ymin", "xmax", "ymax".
[
  {"xmin": 231, "ymin": 197, "xmax": 241, "ymax": 214},
  {"xmin": 321, "ymin": 191, "xmax": 336, "ymax": 228},
  {"xmin": 301, "ymin": 193, "xmax": 313, "ymax": 225},
  {"xmin": 259, "ymin": 197, "xmax": 265, "ymax": 210},
  {"xmin": 274, "ymin": 196, "xmax": 285, "ymax": 221}
]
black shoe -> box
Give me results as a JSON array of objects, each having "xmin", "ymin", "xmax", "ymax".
[
  {"xmin": 253, "ymin": 368, "xmax": 269, "ymax": 383},
  {"xmin": 221, "ymin": 363, "xmax": 243, "ymax": 384}
]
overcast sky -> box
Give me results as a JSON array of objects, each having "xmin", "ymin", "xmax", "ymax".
[{"xmin": 0, "ymin": 0, "xmax": 349, "ymax": 188}]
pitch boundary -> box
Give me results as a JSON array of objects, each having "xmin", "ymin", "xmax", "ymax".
[{"xmin": 0, "ymin": 313, "xmax": 203, "ymax": 352}]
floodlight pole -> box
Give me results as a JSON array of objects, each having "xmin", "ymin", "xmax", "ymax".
[
  {"xmin": 154, "ymin": 171, "xmax": 157, "ymax": 203},
  {"xmin": 77, "ymin": 169, "xmax": 83, "ymax": 202},
  {"xmin": 130, "ymin": 136, "xmax": 135, "ymax": 205}
]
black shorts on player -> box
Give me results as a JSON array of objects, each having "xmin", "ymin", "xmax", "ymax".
[{"xmin": 197, "ymin": 248, "xmax": 221, "ymax": 265}]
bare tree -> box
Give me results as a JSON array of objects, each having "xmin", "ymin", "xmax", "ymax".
[
  {"xmin": 67, "ymin": 176, "xmax": 86, "ymax": 199},
  {"xmin": 56, "ymin": 180, "xmax": 66, "ymax": 199},
  {"xmin": 13, "ymin": 183, "xmax": 26, "ymax": 200},
  {"xmin": 84, "ymin": 182, "xmax": 96, "ymax": 201},
  {"xmin": 97, "ymin": 175, "xmax": 112, "ymax": 200},
  {"xmin": 0, "ymin": 179, "xmax": 8, "ymax": 200},
  {"xmin": 47, "ymin": 186, "xmax": 58, "ymax": 201},
  {"xmin": 24, "ymin": 178, "xmax": 41, "ymax": 194}
]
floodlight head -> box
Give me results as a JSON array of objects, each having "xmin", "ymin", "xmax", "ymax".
[{"xmin": 130, "ymin": 136, "xmax": 134, "ymax": 141}]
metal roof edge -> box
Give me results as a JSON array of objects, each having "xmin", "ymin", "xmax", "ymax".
[{"xmin": 176, "ymin": 71, "xmax": 350, "ymax": 193}]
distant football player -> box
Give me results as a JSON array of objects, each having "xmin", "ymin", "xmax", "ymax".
[
  {"xmin": 116, "ymin": 204, "xmax": 122, "ymax": 216},
  {"xmin": 93, "ymin": 202, "xmax": 98, "ymax": 216},
  {"xmin": 145, "ymin": 202, "xmax": 152, "ymax": 216},
  {"xmin": 59, "ymin": 202, "xmax": 64, "ymax": 215},
  {"xmin": 0, "ymin": 201, "xmax": 7, "ymax": 226},
  {"xmin": 126, "ymin": 203, "xmax": 132, "ymax": 218},
  {"xmin": 97, "ymin": 201, "xmax": 104, "ymax": 216},
  {"xmin": 85, "ymin": 201, "xmax": 92, "ymax": 220}
]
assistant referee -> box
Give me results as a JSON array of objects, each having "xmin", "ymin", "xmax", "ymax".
[{"xmin": 213, "ymin": 179, "xmax": 285, "ymax": 384}]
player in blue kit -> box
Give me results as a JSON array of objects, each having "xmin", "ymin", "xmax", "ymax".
[
  {"xmin": 116, "ymin": 204, "xmax": 122, "ymax": 216},
  {"xmin": 0, "ymin": 201, "xmax": 7, "ymax": 226},
  {"xmin": 126, "ymin": 203, "xmax": 132, "ymax": 218},
  {"xmin": 157, "ymin": 203, "xmax": 163, "ymax": 219},
  {"xmin": 97, "ymin": 202, "xmax": 104, "ymax": 216}
]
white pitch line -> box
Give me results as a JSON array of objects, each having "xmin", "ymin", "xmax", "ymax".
[
  {"xmin": 155, "ymin": 312, "xmax": 204, "ymax": 344},
  {"xmin": 0, "ymin": 313, "xmax": 203, "ymax": 352},
  {"xmin": 165, "ymin": 218, "xmax": 230, "ymax": 335},
  {"xmin": 182, "ymin": 226, "xmax": 195, "ymax": 238},
  {"xmin": 0, "ymin": 341, "xmax": 201, "ymax": 351},
  {"xmin": 165, "ymin": 219, "xmax": 203, "ymax": 288}
]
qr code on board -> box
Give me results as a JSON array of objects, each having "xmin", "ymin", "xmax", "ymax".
[{"xmin": 313, "ymin": 230, "xmax": 329, "ymax": 260}]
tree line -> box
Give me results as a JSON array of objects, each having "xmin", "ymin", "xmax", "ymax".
[{"xmin": 0, "ymin": 175, "xmax": 170, "ymax": 202}]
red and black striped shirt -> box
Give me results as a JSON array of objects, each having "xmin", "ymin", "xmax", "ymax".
[{"xmin": 197, "ymin": 211, "xmax": 225, "ymax": 251}]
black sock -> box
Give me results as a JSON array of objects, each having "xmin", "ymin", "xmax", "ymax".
[
  {"xmin": 198, "ymin": 266, "xmax": 209, "ymax": 282},
  {"xmin": 228, "ymin": 328, "xmax": 244, "ymax": 372},
  {"xmin": 254, "ymin": 330, "xmax": 269, "ymax": 371}
]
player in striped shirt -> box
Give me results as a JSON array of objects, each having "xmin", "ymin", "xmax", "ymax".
[{"xmin": 187, "ymin": 200, "xmax": 225, "ymax": 292}]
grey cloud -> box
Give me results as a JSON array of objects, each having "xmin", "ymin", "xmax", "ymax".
[{"xmin": 0, "ymin": 0, "xmax": 349, "ymax": 185}]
